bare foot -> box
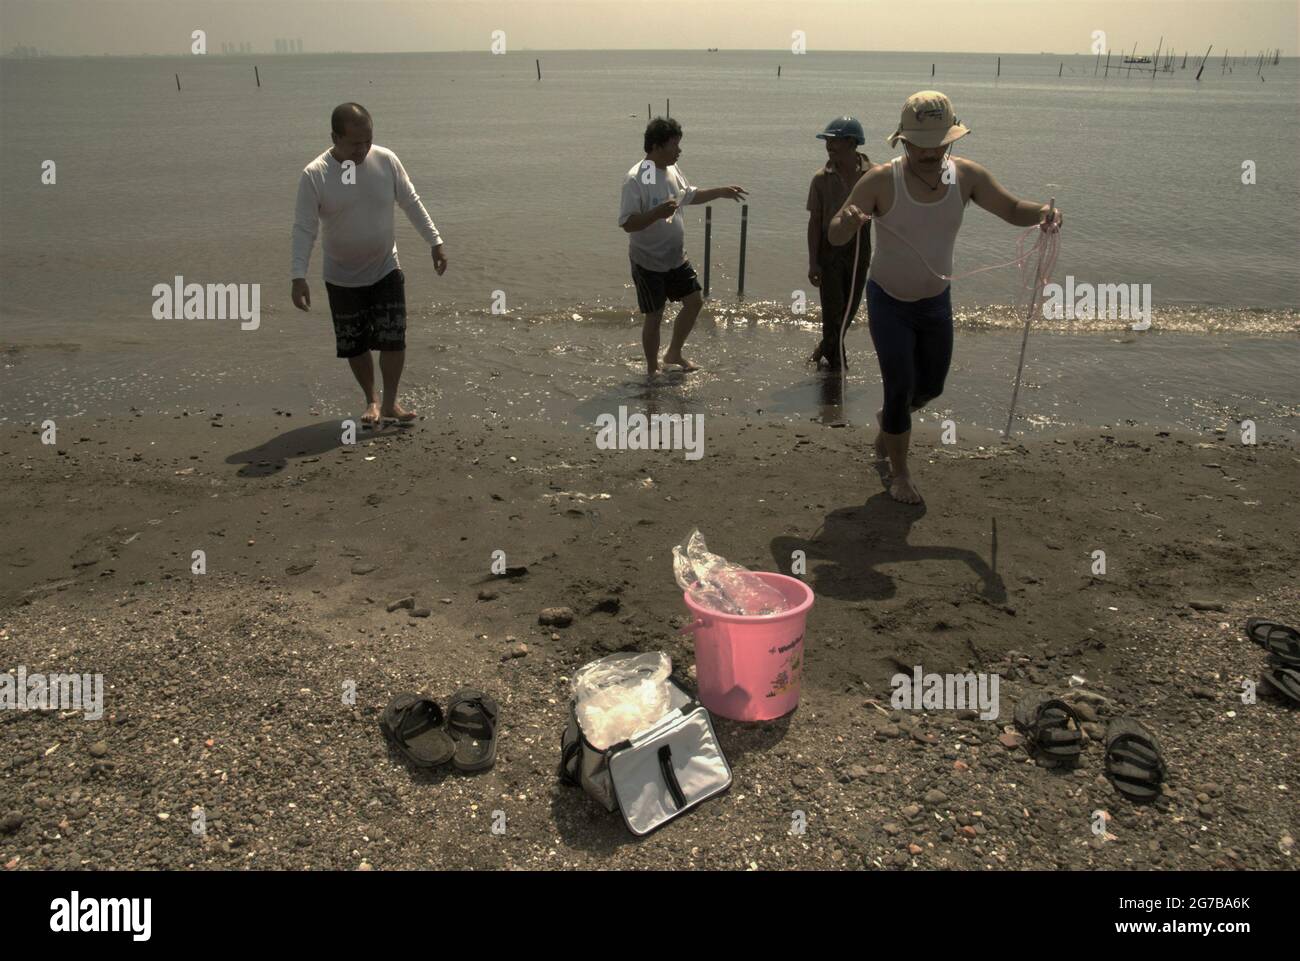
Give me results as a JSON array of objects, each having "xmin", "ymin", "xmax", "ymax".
[
  {"xmin": 380, "ymin": 401, "xmax": 417, "ymax": 422},
  {"xmin": 873, "ymin": 409, "xmax": 887, "ymax": 460},
  {"xmin": 361, "ymin": 403, "xmax": 381, "ymax": 427},
  {"xmin": 662, "ymin": 354, "xmax": 700, "ymax": 372},
  {"xmin": 888, "ymin": 473, "xmax": 923, "ymax": 504}
]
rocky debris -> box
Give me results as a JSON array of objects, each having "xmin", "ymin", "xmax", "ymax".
[
  {"xmin": 285, "ymin": 559, "xmax": 316, "ymax": 576},
  {"xmin": 1189, "ymin": 599, "xmax": 1227, "ymax": 612},
  {"xmin": 477, "ymin": 589, "xmax": 499, "ymax": 601},
  {"xmin": 351, "ymin": 563, "xmax": 378, "ymax": 575},
  {"xmin": 409, "ymin": 608, "xmax": 431, "ymax": 618},
  {"xmin": 387, "ymin": 596, "xmax": 415, "ymax": 613},
  {"xmin": 539, "ymin": 607, "xmax": 574, "ymax": 627},
  {"xmin": 87, "ymin": 740, "xmax": 109, "ymax": 758},
  {"xmin": 504, "ymin": 643, "xmax": 528, "ymax": 660},
  {"xmin": 0, "ymin": 813, "xmax": 24, "ymax": 835}
]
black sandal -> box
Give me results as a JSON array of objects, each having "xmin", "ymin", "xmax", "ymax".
[
  {"xmin": 446, "ymin": 689, "xmax": 499, "ymax": 772},
  {"xmin": 1104, "ymin": 716, "xmax": 1167, "ymax": 803},
  {"xmin": 1245, "ymin": 618, "xmax": 1300, "ymax": 668},
  {"xmin": 380, "ymin": 693, "xmax": 456, "ymax": 768},
  {"xmin": 1261, "ymin": 665, "xmax": 1300, "ymax": 706},
  {"xmin": 1014, "ymin": 694, "xmax": 1084, "ymax": 764}
]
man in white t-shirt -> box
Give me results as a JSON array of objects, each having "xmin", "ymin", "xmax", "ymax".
[
  {"xmin": 290, "ymin": 103, "xmax": 447, "ymax": 426},
  {"xmin": 618, "ymin": 117, "xmax": 747, "ymax": 374}
]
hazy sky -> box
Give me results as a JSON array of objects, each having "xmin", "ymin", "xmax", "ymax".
[{"xmin": 1, "ymin": 1, "xmax": 1295, "ymax": 56}]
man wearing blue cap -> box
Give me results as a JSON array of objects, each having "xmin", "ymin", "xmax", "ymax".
[{"xmin": 806, "ymin": 117, "xmax": 873, "ymax": 371}]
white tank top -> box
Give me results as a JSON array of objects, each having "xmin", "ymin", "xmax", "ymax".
[{"xmin": 867, "ymin": 156, "xmax": 964, "ymax": 302}]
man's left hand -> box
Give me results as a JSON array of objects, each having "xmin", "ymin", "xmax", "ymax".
[
  {"xmin": 717, "ymin": 185, "xmax": 748, "ymax": 202},
  {"xmin": 1039, "ymin": 206, "xmax": 1063, "ymax": 232},
  {"xmin": 433, "ymin": 244, "xmax": 448, "ymax": 275}
]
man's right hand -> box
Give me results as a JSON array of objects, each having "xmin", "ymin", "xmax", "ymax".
[
  {"xmin": 652, "ymin": 199, "xmax": 679, "ymax": 221},
  {"xmin": 291, "ymin": 278, "xmax": 311, "ymax": 311},
  {"xmin": 808, "ymin": 267, "xmax": 822, "ymax": 287},
  {"xmin": 842, "ymin": 204, "xmax": 871, "ymax": 229}
]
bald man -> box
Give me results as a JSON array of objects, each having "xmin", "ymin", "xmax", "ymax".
[{"xmin": 291, "ymin": 102, "xmax": 447, "ymax": 425}]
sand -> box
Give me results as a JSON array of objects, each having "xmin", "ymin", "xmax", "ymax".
[{"xmin": 0, "ymin": 410, "xmax": 1296, "ymax": 869}]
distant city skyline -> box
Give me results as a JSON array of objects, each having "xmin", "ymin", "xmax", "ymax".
[{"xmin": 1, "ymin": 1, "xmax": 1294, "ymax": 58}]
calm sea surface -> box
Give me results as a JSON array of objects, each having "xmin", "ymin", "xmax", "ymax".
[{"xmin": 2, "ymin": 51, "xmax": 1297, "ymax": 433}]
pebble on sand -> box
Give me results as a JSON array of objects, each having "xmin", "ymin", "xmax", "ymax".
[
  {"xmin": 387, "ymin": 596, "xmax": 415, "ymax": 613},
  {"xmin": 539, "ymin": 607, "xmax": 575, "ymax": 627}
]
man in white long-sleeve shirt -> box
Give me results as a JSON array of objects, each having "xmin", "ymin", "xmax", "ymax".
[{"xmin": 291, "ymin": 103, "xmax": 447, "ymax": 425}]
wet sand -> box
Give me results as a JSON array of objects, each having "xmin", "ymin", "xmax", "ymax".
[{"xmin": 0, "ymin": 411, "xmax": 1296, "ymax": 869}]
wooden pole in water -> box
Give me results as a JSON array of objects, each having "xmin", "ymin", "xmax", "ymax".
[
  {"xmin": 1153, "ymin": 36, "xmax": 1162, "ymax": 79},
  {"xmin": 931, "ymin": 63, "xmax": 935, "ymax": 76},
  {"xmin": 1104, "ymin": 50, "xmax": 1110, "ymax": 78},
  {"xmin": 175, "ymin": 73, "xmax": 181, "ymax": 91},
  {"xmin": 536, "ymin": 59, "xmax": 541, "ymax": 80},
  {"xmin": 1094, "ymin": 50, "xmax": 1100, "ymax": 75},
  {"xmin": 1058, "ymin": 62, "xmax": 1062, "ymax": 77},
  {"xmin": 737, "ymin": 204, "xmax": 748, "ymax": 297},
  {"xmin": 1195, "ymin": 44, "xmax": 1212, "ymax": 80},
  {"xmin": 996, "ymin": 56, "xmax": 1000, "ymax": 77},
  {"xmin": 254, "ymin": 65, "xmax": 260, "ymax": 87},
  {"xmin": 777, "ymin": 65, "xmax": 781, "ymax": 77},
  {"xmin": 647, "ymin": 103, "xmax": 651, "ymax": 119},
  {"xmin": 703, "ymin": 206, "xmax": 712, "ymax": 298},
  {"xmin": 666, "ymin": 98, "xmax": 670, "ymax": 118}
]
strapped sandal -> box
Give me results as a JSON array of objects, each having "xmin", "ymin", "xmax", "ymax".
[
  {"xmin": 1245, "ymin": 618, "xmax": 1300, "ymax": 668},
  {"xmin": 446, "ymin": 689, "xmax": 500, "ymax": 772},
  {"xmin": 1261, "ymin": 665, "xmax": 1300, "ymax": 706},
  {"xmin": 1013, "ymin": 694, "xmax": 1084, "ymax": 764},
  {"xmin": 380, "ymin": 693, "xmax": 456, "ymax": 768},
  {"xmin": 1104, "ymin": 716, "xmax": 1167, "ymax": 803}
]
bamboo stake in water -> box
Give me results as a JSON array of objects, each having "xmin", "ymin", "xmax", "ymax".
[
  {"xmin": 703, "ymin": 206, "xmax": 712, "ymax": 298},
  {"xmin": 175, "ymin": 73, "xmax": 181, "ymax": 91},
  {"xmin": 737, "ymin": 204, "xmax": 748, "ymax": 297},
  {"xmin": 1195, "ymin": 43, "xmax": 1212, "ymax": 80},
  {"xmin": 254, "ymin": 65, "xmax": 260, "ymax": 87},
  {"xmin": 535, "ymin": 59, "xmax": 541, "ymax": 80}
]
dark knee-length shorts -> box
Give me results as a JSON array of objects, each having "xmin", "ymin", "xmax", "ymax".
[
  {"xmin": 325, "ymin": 268, "xmax": 406, "ymax": 358},
  {"xmin": 866, "ymin": 279, "xmax": 954, "ymax": 434}
]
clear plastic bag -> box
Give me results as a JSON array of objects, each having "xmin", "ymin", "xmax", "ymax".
[
  {"xmin": 573, "ymin": 652, "xmax": 672, "ymax": 750},
  {"xmin": 672, "ymin": 529, "xmax": 790, "ymax": 616}
]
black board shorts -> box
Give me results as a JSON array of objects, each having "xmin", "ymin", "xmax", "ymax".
[
  {"xmin": 629, "ymin": 259, "xmax": 701, "ymax": 315},
  {"xmin": 325, "ymin": 268, "xmax": 407, "ymax": 358}
]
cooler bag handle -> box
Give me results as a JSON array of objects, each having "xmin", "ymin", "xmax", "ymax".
[{"xmin": 657, "ymin": 744, "xmax": 687, "ymax": 810}]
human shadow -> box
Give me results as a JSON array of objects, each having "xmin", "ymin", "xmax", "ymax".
[
  {"xmin": 225, "ymin": 419, "xmax": 406, "ymax": 477},
  {"xmin": 770, "ymin": 493, "xmax": 1006, "ymax": 604}
]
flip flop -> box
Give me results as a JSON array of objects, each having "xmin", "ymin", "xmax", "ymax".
[
  {"xmin": 379, "ymin": 693, "xmax": 456, "ymax": 768},
  {"xmin": 1245, "ymin": 618, "xmax": 1300, "ymax": 668},
  {"xmin": 446, "ymin": 688, "xmax": 499, "ymax": 772},
  {"xmin": 1104, "ymin": 716, "xmax": 1167, "ymax": 803},
  {"xmin": 1261, "ymin": 665, "xmax": 1300, "ymax": 706},
  {"xmin": 1013, "ymin": 694, "xmax": 1084, "ymax": 764}
]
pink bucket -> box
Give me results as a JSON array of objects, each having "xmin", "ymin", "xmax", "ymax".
[{"xmin": 681, "ymin": 572, "xmax": 815, "ymax": 722}]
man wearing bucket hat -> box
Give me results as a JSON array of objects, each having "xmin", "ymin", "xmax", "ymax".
[
  {"xmin": 805, "ymin": 116, "xmax": 873, "ymax": 371},
  {"xmin": 828, "ymin": 91, "xmax": 1062, "ymax": 504}
]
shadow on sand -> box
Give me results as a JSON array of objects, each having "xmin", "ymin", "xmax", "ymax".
[
  {"xmin": 226, "ymin": 419, "xmax": 407, "ymax": 477},
  {"xmin": 770, "ymin": 488, "xmax": 1006, "ymax": 605}
]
